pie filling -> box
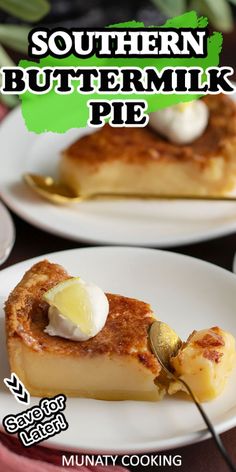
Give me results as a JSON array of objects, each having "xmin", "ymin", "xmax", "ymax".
[{"xmin": 9, "ymin": 339, "xmax": 164, "ymax": 401}]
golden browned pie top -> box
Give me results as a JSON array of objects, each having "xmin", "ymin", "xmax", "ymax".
[
  {"xmin": 5, "ymin": 260, "xmax": 160, "ymax": 375},
  {"xmin": 188, "ymin": 327, "xmax": 225, "ymax": 364},
  {"xmin": 63, "ymin": 95, "xmax": 236, "ymax": 168}
]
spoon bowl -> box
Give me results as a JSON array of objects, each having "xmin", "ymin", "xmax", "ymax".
[
  {"xmin": 149, "ymin": 320, "xmax": 182, "ymax": 376},
  {"xmin": 23, "ymin": 173, "xmax": 83, "ymax": 204}
]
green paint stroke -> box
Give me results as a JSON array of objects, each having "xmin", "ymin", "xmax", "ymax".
[{"xmin": 20, "ymin": 11, "xmax": 222, "ymax": 133}]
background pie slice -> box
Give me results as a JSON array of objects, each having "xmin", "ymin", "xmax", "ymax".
[{"xmin": 60, "ymin": 95, "xmax": 236, "ymax": 198}]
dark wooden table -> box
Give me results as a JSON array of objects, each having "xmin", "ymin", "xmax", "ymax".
[{"xmin": 1, "ymin": 25, "xmax": 236, "ymax": 472}]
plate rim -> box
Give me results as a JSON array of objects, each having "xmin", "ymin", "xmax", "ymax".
[
  {"xmin": 0, "ymin": 201, "xmax": 15, "ymax": 265},
  {"xmin": 0, "ymin": 245, "xmax": 236, "ymax": 453}
]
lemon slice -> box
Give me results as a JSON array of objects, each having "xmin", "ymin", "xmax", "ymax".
[
  {"xmin": 176, "ymin": 101, "xmax": 192, "ymax": 112},
  {"xmin": 43, "ymin": 278, "xmax": 93, "ymax": 334}
]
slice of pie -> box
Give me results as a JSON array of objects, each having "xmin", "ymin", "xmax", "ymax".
[
  {"xmin": 169, "ymin": 327, "xmax": 236, "ymax": 402},
  {"xmin": 5, "ymin": 260, "xmax": 163, "ymax": 401},
  {"xmin": 60, "ymin": 94, "xmax": 236, "ymax": 197}
]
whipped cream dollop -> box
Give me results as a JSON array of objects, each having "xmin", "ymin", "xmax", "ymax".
[
  {"xmin": 44, "ymin": 278, "xmax": 109, "ymax": 341},
  {"xmin": 149, "ymin": 100, "xmax": 209, "ymax": 145}
]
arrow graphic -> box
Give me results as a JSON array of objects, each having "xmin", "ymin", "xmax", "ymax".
[{"xmin": 4, "ymin": 373, "xmax": 30, "ymax": 405}]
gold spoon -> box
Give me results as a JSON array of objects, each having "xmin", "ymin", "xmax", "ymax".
[
  {"xmin": 149, "ymin": 321, "xmax": 236, "ymax": 472},
  {"xmin": 23, "ymin": 173, "xmax": 83, "ymax": 204},
  {"xmin": 23, "ymin": 173, "xmax": 236, "ymax": 205}
]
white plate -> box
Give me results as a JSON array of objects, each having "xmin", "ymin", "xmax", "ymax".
[
  {"xmin": 1, "ymin": 99, "xmax": 236, "ymax": 247},
  {"xmin": 0, "ymin": 201, "xmax": 15, "ymax": 265},
  {"xmin": 0, "ymin": 246, "xmax": 236, "ymax": 453}
]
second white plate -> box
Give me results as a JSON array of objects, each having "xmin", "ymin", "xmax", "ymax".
[
  {"xmin": 0, "ymin": 201, "xmax": 15, "ymax": 265},
  {"xmin": 1, "ymin": 100, "xmax": 236, "ymax": 246}
]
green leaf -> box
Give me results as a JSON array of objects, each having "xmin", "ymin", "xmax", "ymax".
[
  {"xmin": 188, "ymin": 0, "xmax": 201, "ymax": 10},
  {"xmin": 0, "ymin": 92, "xmax": 18, "ymax": 107},
  {"xmin": 151, "ymin": 0, "xmax": 187, "ymax": 17},
  {"xmin": 0, "ymin": 43, "xmax": 14, "ymax": 66},
  {"xmin": 0, "ymin": 25, "xmax": 30, "ymax": 53},
  {"xmin": 0, "ymin": 44, "xmax": 18, "ymax": 107},
  {"xmin": 0, "ymin": 0, "xmax": 50, "ymax": 22},
  {"xmin": 200, "ymin": 0, "xmax": 234, "ymax": 31}
]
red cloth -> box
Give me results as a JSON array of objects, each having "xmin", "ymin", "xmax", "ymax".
[
  {"xmin": 0, "ymin": 103, "xmax": 8, "ymax": 121},
  {"xmin": 0, "ymin": 432, "xmax": 128, "ymax": 472}
]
